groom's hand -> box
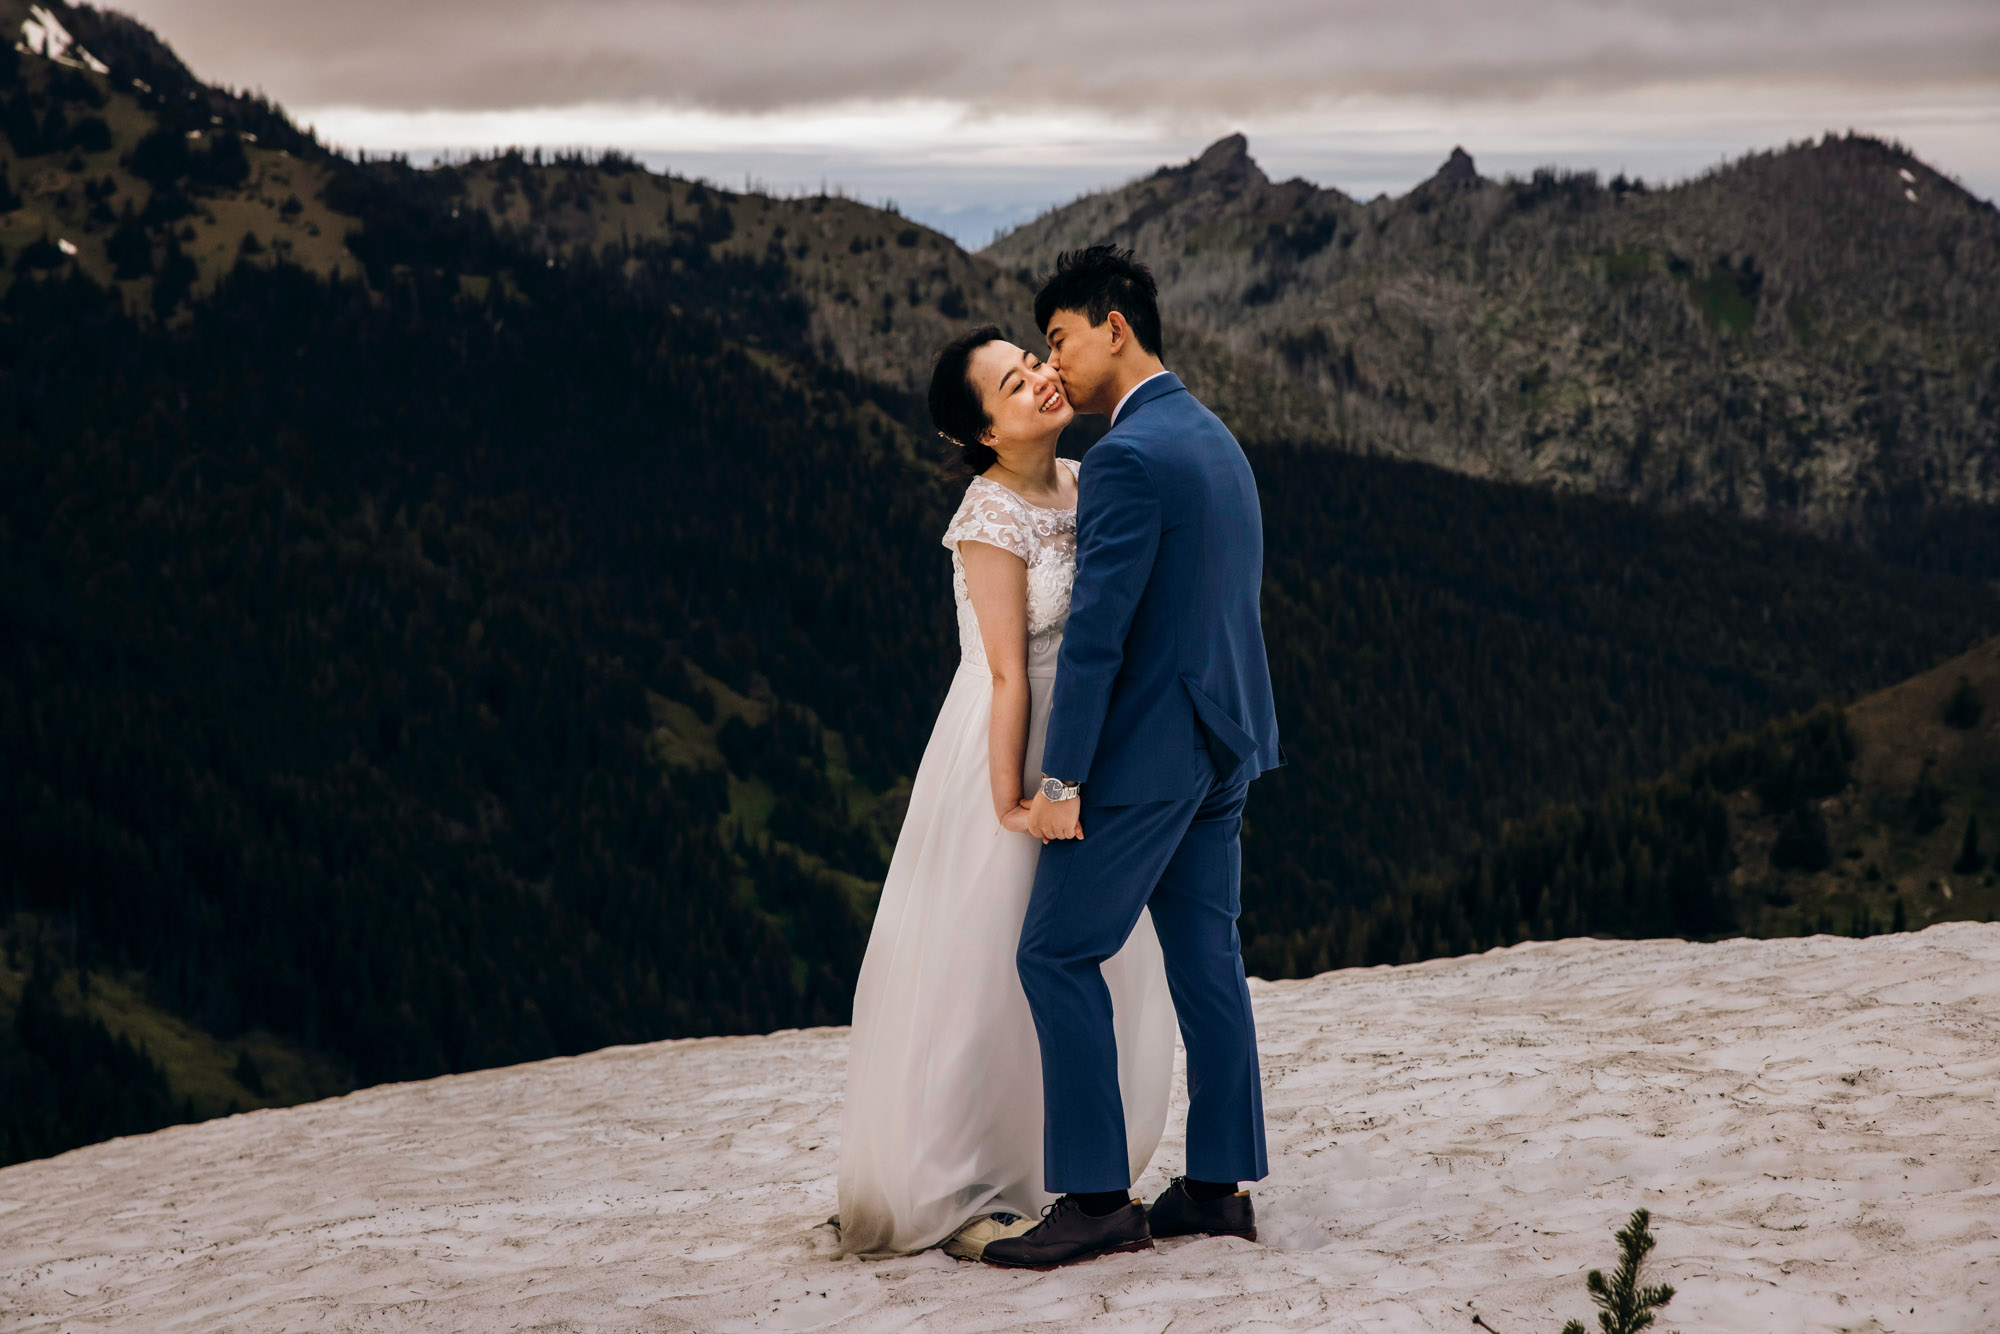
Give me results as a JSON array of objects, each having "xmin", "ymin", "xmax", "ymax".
[{"xmin": 1026, "ymin": 791, "xmax": 1083, "ymax": 843}]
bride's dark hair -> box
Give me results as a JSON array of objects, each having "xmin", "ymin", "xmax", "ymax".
[{"xmin": 927, "ymin": 324, "xmax": 1004, "ymax": 475}]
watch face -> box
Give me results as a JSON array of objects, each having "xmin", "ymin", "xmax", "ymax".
[{"xmin": 1041, "ymin": 777, "xmax": 1065, "ymax": 800}]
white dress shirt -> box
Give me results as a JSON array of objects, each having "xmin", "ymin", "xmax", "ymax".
[{"xmin": 1109, "ymin": 370, "xmax": 1173, "ymax": 427}]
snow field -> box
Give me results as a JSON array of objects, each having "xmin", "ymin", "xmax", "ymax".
[{"xmin": 3, "ymin": 924, "xmax": 1997, "ymax": 1332}]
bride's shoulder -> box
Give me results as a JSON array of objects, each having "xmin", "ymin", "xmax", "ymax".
[
  {"xmin": 952, "ymin": 474, "xmax": 1018, "ymax": 516},
  {"xmin": 942, "ymin": 476, "xmax": 1031, "ymax": 554}
]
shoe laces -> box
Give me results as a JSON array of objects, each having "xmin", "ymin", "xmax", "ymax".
[{"xmin": 1027, "ymin": 1194, "xmax": 1084, "ymax": 1232}]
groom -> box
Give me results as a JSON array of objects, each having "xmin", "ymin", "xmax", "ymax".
[{"xmin": 984, "ymin": 246, "xmax": 1283, "ymax": 1269}]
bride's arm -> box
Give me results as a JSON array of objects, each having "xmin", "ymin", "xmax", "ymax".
[{"xmin": 959, "ymin": 540, "xmax": 1036, "ymax": 831}]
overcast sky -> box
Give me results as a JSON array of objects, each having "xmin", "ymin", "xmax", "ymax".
[{"xmin": 103, "ymin": 0, "xmax": 2000, "ymax": 244}]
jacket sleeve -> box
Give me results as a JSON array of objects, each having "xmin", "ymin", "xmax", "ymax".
[{"xmin": 1040, "ymin": 440, "xmax": 1161, "ymax": 783}]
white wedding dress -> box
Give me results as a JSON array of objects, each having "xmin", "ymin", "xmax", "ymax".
[{"xmin": 836, "ymin": 458, "xmax": 1177, "ymax": 1257}]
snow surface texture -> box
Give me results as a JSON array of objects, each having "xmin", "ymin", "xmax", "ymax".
[{"xmin": 5, "ymin": 926, "xmax": 1998, "ymax": 1332}]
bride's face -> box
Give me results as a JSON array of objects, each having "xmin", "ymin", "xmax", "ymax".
[{"xmin": 968, "ymin": 340, "xmax": 1074, "ymax": 448}]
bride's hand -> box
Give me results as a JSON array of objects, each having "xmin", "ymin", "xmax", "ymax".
[{"xmin": 1000, "ymin": 800, "xmax": 1035, "ymax": 835}]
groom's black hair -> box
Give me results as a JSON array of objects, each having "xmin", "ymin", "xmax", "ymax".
[{"xmin": 1033, "ymin": 245, "xmax": 1164, "ymax": 359}]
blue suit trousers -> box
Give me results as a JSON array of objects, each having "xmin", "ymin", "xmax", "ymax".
[{"xmin": 1017, "ymin": 767, "xmax": 1269, "ymax": 1193}]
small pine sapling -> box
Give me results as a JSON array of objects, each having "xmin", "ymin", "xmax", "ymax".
[{"xmin": 1559, "ymin": 1208, "xmax": 1678, "ymax": 1334}]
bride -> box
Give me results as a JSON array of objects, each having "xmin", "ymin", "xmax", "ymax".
[{"xmin": 835, "ymin": 326, "xmax": 1176, "ymax": 1259}]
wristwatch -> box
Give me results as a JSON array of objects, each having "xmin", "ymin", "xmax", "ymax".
[{"xmin": 1039, "ymin": 775, "xmax": 1081, "ymax": 803}]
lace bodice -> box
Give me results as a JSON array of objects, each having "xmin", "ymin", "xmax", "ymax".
[{"xmin": 940, "ymin": 458, "xmax": 1080, "ymax": 673}]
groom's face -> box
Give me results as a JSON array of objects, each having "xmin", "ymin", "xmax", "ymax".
[{"xmin": 1042, "ymin": 308, "xmax": 1118, "ymax": 416}]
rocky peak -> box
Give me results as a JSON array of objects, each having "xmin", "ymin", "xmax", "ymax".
[
  {"xmin": 1191, "ymin": 133, "xmax": 1266, "ymax": 187},
  {"xmin": 1431, "ymin": 146, "xmax": 1481, "ymax": 187},
  {"xmin": 1404, "ymin": 146, "xmax": 1484, "ymax": 204}
]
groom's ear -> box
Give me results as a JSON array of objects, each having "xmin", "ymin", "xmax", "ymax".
[{"xmin": 1105, "ymin": 310, "xmax": 1133, "ymax": 354}]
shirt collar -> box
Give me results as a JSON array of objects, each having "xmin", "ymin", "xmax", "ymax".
[{"xmin": 1109, "ymin": 370, "xmax": 1173, "ymax": 427}]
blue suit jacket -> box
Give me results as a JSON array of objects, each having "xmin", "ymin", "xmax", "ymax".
[{"xmin": 1042, "ymin": 373, "xmax": 1283, "ymax": 805}]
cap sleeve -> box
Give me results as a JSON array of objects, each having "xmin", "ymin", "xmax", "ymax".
[{"xmin": 941, "ymin": 482, "xmax": 1032, "ymax": 562}]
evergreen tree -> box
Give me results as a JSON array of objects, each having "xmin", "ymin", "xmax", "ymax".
[
  {"xmin": 127, "ymin": 122, "xmax": 192, "ymax": 187},
  {"xmin": 107, "ymin": 214, "xmax": 152, "ymax": 279},
  {"xmin": 1770, "ymin": 801, "xmax": 1833, "ymax": 872},
  {"xmin": 151, "ymin": 235, "xmax": 197, "ymax": 315},
  {"xmin": 1560, "ymin": 1208, "xmax": 1678, "ymax": 1334},
  {"xmin": 3, "ymin": 91, "xmax": 45, "ymax": 156},
  {"xmin": 12, "ymin": 233, "xmax": 65, "ymax": 273},
  {"xmin": 194, "ymin": 130, "xmax": 250, "ymax": 189},
  {"xmin": 1906, "ymin": 762, "xmax": 1947, "ymax": 835},
  {"xmin": 36, "ymin": 102, "xmax": 67, "ymax": 153},
  {"xmin": 232, "ymin": 1049, "xmax": 266, "ymax": 1097},
  {"xmin": 68, "ymin": 115, "xmax": 112, "ymax": 153},
  {"xmin": 1955, "ymin": 815, "xmax": 1986, "ymax": 874},
  {"xmin": 1943, "ymin": 676, "xmax": 1983, "ymax": 730}
]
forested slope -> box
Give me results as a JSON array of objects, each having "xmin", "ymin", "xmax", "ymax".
[
  {"xmin": 1237, "ymin": 445, "xmax": 2000, "ymax": 971},
  {"xmin": 1296, "ymin": 638, "xmax": 2000, "ymax": 981}
]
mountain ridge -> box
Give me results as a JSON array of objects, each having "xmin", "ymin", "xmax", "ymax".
[
  {"xmin": 985, "ymin": 133, "xmax": 2000, "ymax": 542},
  {"xmin": 10, "ymin": 0, "xmax": 1996, "ymax": 541}
]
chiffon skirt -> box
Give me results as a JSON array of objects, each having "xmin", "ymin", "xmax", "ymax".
[{"xmin": 836, "ymin": 656, "xmax": 1176, "ymax": 1256}]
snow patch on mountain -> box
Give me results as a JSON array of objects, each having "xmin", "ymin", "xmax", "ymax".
[
  {"xmin": 17, "ymin": 4, "xmax": 108, "ymax": 73},
  {"xmin": 4, "ymin": 925, "xmax": 1997, "ymax": 1332}
]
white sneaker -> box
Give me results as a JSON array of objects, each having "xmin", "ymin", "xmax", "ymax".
[{"xmin": 941, "ymin": 1210, "xmax": 1038, "ymax": 1261}]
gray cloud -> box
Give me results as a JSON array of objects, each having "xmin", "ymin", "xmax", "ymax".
[{"xmin": 100, "ymin": 0, "xmax": 2000, "ymax": 115}]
